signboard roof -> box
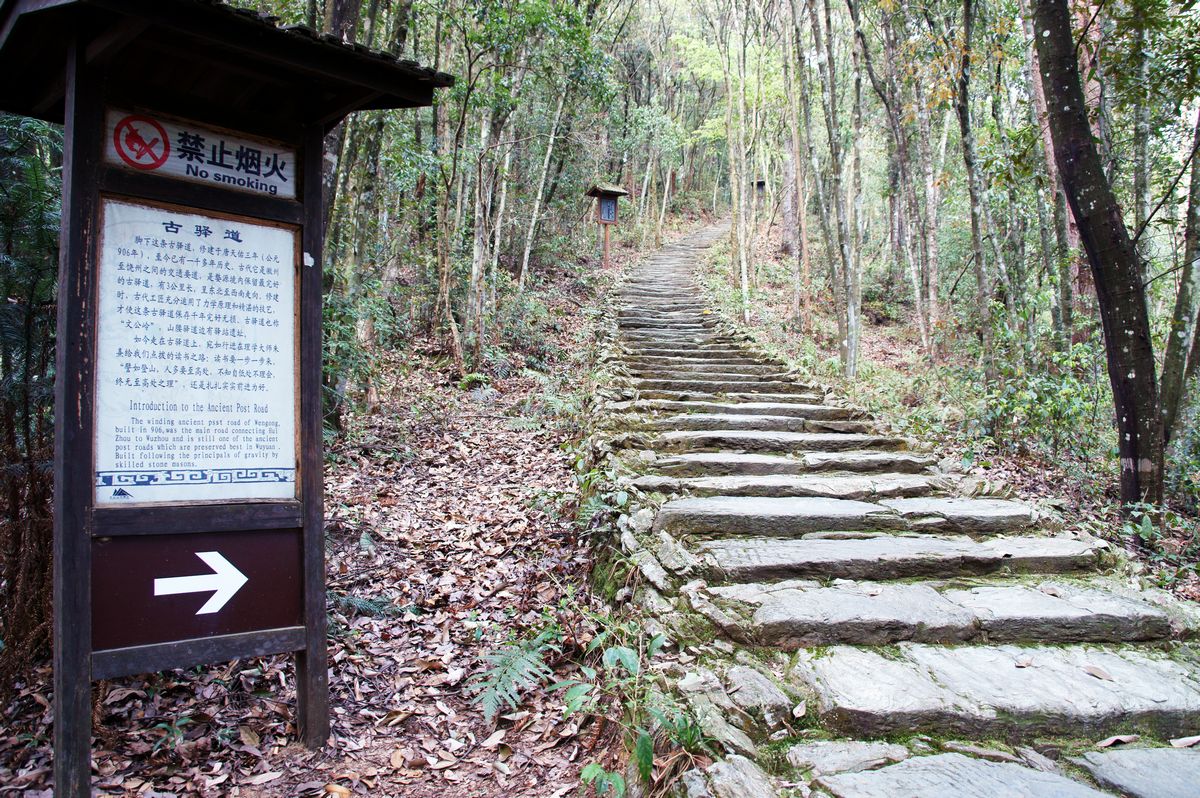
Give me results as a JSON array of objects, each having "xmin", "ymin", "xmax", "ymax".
[
  {"xmin": 586, "ymin": 182, "xmax": 629, "ymax": 198},
  {"xmin": 0, "ymin": 0, "xmax": 455, "ymax": 131}
]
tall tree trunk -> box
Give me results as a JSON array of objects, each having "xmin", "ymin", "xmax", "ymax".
[
  {"xmin": 953, "ymin": 0, "xmax": 996, "ymax": 382},
  {"xmin": 518, "ymin": 90, "xmax": 566, "ymax": 292},
  {"xmin": 1162, "ymin": 108, "xmax": 1200, "ymax": 443},
  {"xmin": 1034, "ymin": 0, "xmax": 1162, "ymax": 505}
]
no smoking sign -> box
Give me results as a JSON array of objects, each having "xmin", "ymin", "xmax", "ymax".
[{"xmin": 112, "ymin": 114, "xmax": 169, "ymax": 170}]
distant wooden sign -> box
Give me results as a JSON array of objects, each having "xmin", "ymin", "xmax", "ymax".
[{"xmin": 598, "ymin": 195, "xmax": 617, "ymax": 224}]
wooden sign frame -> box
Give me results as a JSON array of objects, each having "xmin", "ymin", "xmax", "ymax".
[{"xmin": 53, "ymin": 46, "xmax": 327, "ymax": 797}]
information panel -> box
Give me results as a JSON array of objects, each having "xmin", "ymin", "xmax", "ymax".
[{"xmin": 94, "ymin": 199, "xmax": 297, "ymax": 505}]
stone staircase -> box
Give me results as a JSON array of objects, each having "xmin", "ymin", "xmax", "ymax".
[{"xmin": 600, "ymin": 225, "xmax": 1200, "ymax": 797}]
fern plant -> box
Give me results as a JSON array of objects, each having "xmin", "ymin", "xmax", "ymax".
[{"xmin": 467, "ymin": 629, "xmax": 560, "ymax": 723}]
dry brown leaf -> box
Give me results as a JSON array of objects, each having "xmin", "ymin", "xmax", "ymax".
[
  {"xmin": 1084, "ymin": 664, "xmax": 1115, "ymax": 681},
  {"xmin": 1096, "ymin": 734, "xmax": 1139, "ymax": 748},
  {"xmin": 1170, "ymin": 735, "xmax": 1200, "ymax": 748}
]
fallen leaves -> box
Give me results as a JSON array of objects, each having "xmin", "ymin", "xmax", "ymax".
[
  {"xmin": 1095, "ymin": 734, "xmax": 1140, "ymax": 748},
  {"xmin": 0, "ymin": 271, "xmax": 611, "ymax": 796}
]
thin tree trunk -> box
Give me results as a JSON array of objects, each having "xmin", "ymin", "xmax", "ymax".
[
  {"xmin": 953, "ymin": 0, "xmax": 996, "ymax": 382},
  {"xmin": 1162, "ymin": 108, "xmax": 1200, "ymax": 442},
  {"xmin": 518, "ymin": 90, "xmax": 566, "ymax": 292}
]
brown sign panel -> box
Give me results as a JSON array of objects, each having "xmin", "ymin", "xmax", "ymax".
[{"xmin": 91, "ymin": 529, "xmax": 303, "ymax": 651}]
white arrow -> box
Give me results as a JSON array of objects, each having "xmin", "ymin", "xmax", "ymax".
[{"xmin": 153, "ymin": 551, "xmax": 248, "ymax": 615}]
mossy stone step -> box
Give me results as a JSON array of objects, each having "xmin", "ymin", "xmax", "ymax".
[
  {"xmin": 635, "ymin": 413, "xmax": 875, "ymax": 434},
  {"xmin": 622, "ymin": 399, "xmax": 854, "ymax": 418},
  {"xmin": 703, "ymin": 578, "xmax": 1176, "ymax": 647},
  {"xmin": 794, "ymin": 641, "xmax": 1200, "ymax": 740},
  {"xmin": 648, "ymin": 451, "xmax": 937, "ymax": 476},
  {"xmin": 814, "ymin": 753, "xmax": 1110, "ymax": 798},
  {"xmin": 652, "ymin": 430, "xmax": 907, "ymax": 454},
  {"xmin": 629, "ymin": 472, "xmax": 937, "ymax": 500},
  {"xmin": 695, "ymin": 533, "xmax": 1103, "ymax": 582},
  {"xmin": 656, "ymin": 495, "xmax": 1034, "ymax": 537}
]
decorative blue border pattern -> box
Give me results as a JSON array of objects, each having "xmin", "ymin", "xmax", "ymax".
[{"xmin": 95, "ymin": 468, "xmax": 296, "ymax": 487}]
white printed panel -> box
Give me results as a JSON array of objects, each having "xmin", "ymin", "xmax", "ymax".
[
  {"xmin": 105, "ymin": 109, "xmax": 296, "ymax": 199},
  {"xmin": 95, "ymin": 199, "xmax": 298, "ymax": 505}
]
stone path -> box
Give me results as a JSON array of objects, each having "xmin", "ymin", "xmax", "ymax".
[{"xmin": 599, "ymin": 225, "xmax": 1200, "ymax": 797}]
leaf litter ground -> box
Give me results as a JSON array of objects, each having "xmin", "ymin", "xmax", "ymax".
[{"xmin": 0, "ymin": 258, "xmax": 625, "ymax": 797}]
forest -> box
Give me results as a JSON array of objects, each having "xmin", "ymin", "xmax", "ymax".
[{"xmin": 2, "ymin": 0, "xmax": 1200, "ymax": 794}]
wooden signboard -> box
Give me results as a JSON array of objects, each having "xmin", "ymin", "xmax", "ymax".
[
  {"xmin": 598, "ymin": 195, "xmax": 618, "ymax": 224},
  {"xmin": 0, "ymin": 2, "xmax": 453, "ymax": 795}
]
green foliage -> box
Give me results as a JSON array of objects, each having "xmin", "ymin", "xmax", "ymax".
[
  {"xmin": 457, "ymin": 372, "xmax": 492, "ymax": 390},
  {"xmin": 467, "ymin": 628, "xmax": 560, "ymax": 723},
  {"xmin": 1120, "ymin": 503, "xmax": 1200, "ymax": 587},
  {"xmin": 0, "ymin": 113, "xmax": 61, "ymax": 693},
  {"xmin": 150, "ymin": 716, "xmax": 192, "ymax": 755},
  {"xmin": 581, "ymin": 762, "xmax": 626, "ymax": 797},
  {"xmin": 331, "ymin": 592, "xmax": 399, "ymax": 618},
  {"xmin": 977, "ymin": 342, "xmax": 1109, "ymax": 458}
]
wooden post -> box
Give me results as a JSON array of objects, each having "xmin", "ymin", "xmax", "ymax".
[
  {"xmin": 603, "ymin": 223, "xmax": 611, "ymax": 269},
  {"xmin": 54, "ymin": 34, "xmax": 103, "ymax": 798},
  {"xmin": 297, "ymin": 124, "xmax": 330, "ymax": 748}
]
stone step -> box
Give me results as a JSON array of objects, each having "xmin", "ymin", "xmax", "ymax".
[
  {"xmin": 629, "ymin": 472, "xmax": 940, "ymax": 500},
  {"xmin": 636, "ymin": 413, "xmax": 875, "ymax": 435},
  {"xmin": 694, "ymin": 533, "xmax": 1103, "ymax": 582},
  {"xmin": 813, "ymin": 753, "xmax": 1110, "ymax": 798},
  {"xmin": 648, "ymin": 451, "xmax": 938, "ymax": 476},
  {"xmin": 653, "ymin": 430, "xmax": 906, "ymax": 454},
  {"xmin": 705, "ymin": 578, "xmax": 1176, "ymax": 647},
  {"xmin": 1072, "ymin": 747, "xmax": 1200, "ymax": 798},
  {"xmin": 625, "ymin": 362, "xmax": 785, "ymax": 375},
  {"xmin": 630, "ymin": 371, "xmax": 797, "ymax": 385},
  {"xmin": 632, "ymin": 379, "xmax": 817, "ymax": 395},
  {"xmin": 619, "ymin": 321, "xmax": 713, "ymax": 330},
  {"xmin": 637, "ymin": 389, "xmax": 828, "ymax": 403},
  {"xmin": 623, "ymin": 357, "xmax": 773, "ymax": 369},
  {"xmin": 622, "ymin": 347, "xmax": 749, "ymax": 358},
  {"xmin": 793, "ymin": 641, "xmax": 1200, "ymax": 740},
  {"xmin": 621, "ymin": 399, "xmax": 854, "ymax": 419},
  {"xmin": 656, "ymin": 495, "xmax": 1035, "ymax": 537}
]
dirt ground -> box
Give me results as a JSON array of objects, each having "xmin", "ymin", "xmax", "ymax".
[{"xmin": 0, "ymin": 278, "xmax": 612, "ymax": 797}]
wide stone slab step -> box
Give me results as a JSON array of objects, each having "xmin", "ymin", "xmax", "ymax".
[
  {"xmin": 648, "ymin": 451, "xmax": 938, "ymax": 477},
  {"xmin": 814, "ymin": 753, "xmax": 1109, "ymax": 798},
  {"xmin": 656, "ymin": 495, "xmax": 1035, "ymax": 537},
  {"xmin": 623, "ymin": 399, "xmax": 855, "ymax": 420},
  {"xmin": 624, "ymin": 356, "xmax": 770, "ymax": 368},
  {"xmin": 622, "ymin": 347, "xmax": 750, "ymax": 358},
  {"xmin": 879, "ymin": 497, "xmax": 1037, "ymax": 533},
  {"xmin": 656, "ymin": 496, "xmax": 909, "ymax": 536},
  {"xmin": 629, "ymin": 472, "xmax": 940, "ymax": 500},
  {"xmin": 638, "ymin": 390, "xmax": 828, "ymax": 404},
  {"xmin": 706, "ymin": 578, "xmax": 1176, "ymax": 647},
  {"xmin": 632, "ymin": 378, "xmax": 816, "ymax": 394},
  {"xmin": 653, "ymin": 430, "xmax": 906, "ymax": 454},
  {"xmin": 1072, "ymin": 747, "xmax": 1200, "ymax": 798},
  {"xmin": 636, "ymin": 413, "xmax": 875, "ymax": 434},
  {"xmin": 794, "ymin": 641, "xmax": 1200, "ymax": 739},
  {"xmin": 695, "ymin": 534, "xmax": 1104, "ymax": 582},
  {"xmin": 630, "ymin": 371, "xmax": 797, "ymax": 384},
  {"xmin": 624, "ymin": 362, "xmax": 785, "ymax": 375}
]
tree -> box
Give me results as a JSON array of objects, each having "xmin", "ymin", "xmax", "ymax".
[{"xmin": 1033, "ymin": 0, "xmax": 1161, "ymax": 505}]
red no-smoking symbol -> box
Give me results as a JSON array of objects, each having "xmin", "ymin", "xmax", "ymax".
[{"xmin": 113, "ymin": 115, "xmax": 170, "ymax": 170}]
